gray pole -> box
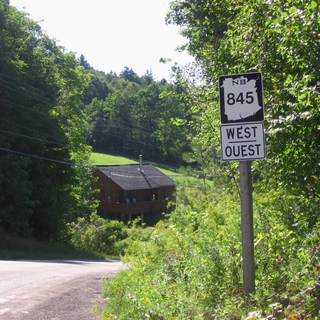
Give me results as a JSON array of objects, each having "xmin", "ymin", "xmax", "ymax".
[{"xmin": 239, "ymin": 160, "xmax": 255, "ymax": 293}]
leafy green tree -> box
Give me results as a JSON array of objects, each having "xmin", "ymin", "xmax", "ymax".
[
  {"xmin": 167, "ymin": 0, "xmax": 320, "ymax": 225},
  {"xmin": 140, "ymin": 68, "xmax": 154, "ymax": 87},
  {"xmin": 84, "ymin": 98, "xmax": 110, "ymax": 151},
  {"xmin": 81, "ymin": 69, "xmax": 111, "ymax": 105},
  {"xmin": 120, "ymin": 66, "xmax": 141, "ymax": 85},
  {"xmin": 0, "ymin": 2, "xmax": 94, "ymax": 240},
  {"xmin": 79, "ymin": 54, "xmax": 92, "ymax": 70},
  {"xmin": 81, "ymin": 69, "xmax": 191, "ymax": 163}
]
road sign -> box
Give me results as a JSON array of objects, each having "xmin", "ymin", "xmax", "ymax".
[
  {"xmin": 219, "ymin": 72, "xmax": 264, "ymax": 124},
  {"xmin": 220, "ymin": 122, "xmax": 265, "ymax": 161}
]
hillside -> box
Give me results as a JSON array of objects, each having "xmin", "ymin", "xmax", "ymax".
[{"xmin": 90, "ymin": 152, "xmax": 182, "ymax": 178}]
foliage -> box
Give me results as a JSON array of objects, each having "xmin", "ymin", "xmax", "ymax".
[
  {"xmin": 165, "ymin": 0, "xmax": 320, "ymax": 225},
  {"xmin": 68, "ymin": 213, "xmax": 128, "ymax": 256},
  {"xmin": 0, "ymin": 2, "xmax": 95, "ymax": 240},
  {"xmin": 80, "ymin": 63, "xmax": 191, "ymax": 165},
  {"xmin": 101, "ymin": 182, "xmax": 320, "ymax": 319},
  {"xmin": 0, "ymin": 232, "xmax": 104, "ymax": 260},
  {"xmin": 98, "ymin": 2, "xmax": 320, "ymax": 318}
]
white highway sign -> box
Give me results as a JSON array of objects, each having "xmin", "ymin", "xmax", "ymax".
[
  {"xmin": 219, "ymin": 72, "xmax": 264, "ymax": 124},
  {"xmin": 220, "ymin": 122, "xmax": 265, "ymax": 161}
]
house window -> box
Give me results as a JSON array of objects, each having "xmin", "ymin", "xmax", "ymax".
[{"xmin": 102, "ymin": 190, "xmax": 106, "ymax": 202}]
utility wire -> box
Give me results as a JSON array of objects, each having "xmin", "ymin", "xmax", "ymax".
[
  {"xmin": 0, "ymin": 72, "xmax": 57, "ymax": 100},
  {"xmin": 0, "ymin": 82, "xmax": 55, "ymax": 106},
  {"xmin": 0, "ymin": 77, "xmax": 54, "ymax": 104},
  {"xmin": 1, "ymin": 72, "xmax": 188, "ymax": 143},
  {"xmin": 0, "ymin": 146, "xmax": 94, "ymax": 169},
  {"xmin": 91, "ymin": 149, "xmax": 182, "ymax": 170},
  {"xmin": 0, "ymin": 114, "xmax": 187, "ymax": 157},
  {"xmin": 0, "ymin": 117, "xmax": 66, "ymax": 143},
  {"xmin": 0, "ymin": 98, "xmax": 52, "ymax": 116},
  {"xmin": 105, "ymin": 120, "xmax": 188, "ymax": 142},
  {"xmin": 90, "ymin": 128, "xmax": 171, "ymax": 151},
  {"xmin": 0, "ymin": 129, "xmax": 67, "ymax": 147},
  {"xmin": 0, "ymin": 147, "xmax": 181, "ymax": 177},
  {"xmin": 0, "ymin": 115, "xmax": 183, "ymax": 159},
  {"xmin": 99, "ymin": 130, "xmax": 159, "ymax": 149},
  {"xmin": 112, "ymin": 118, "xmax": 189, "ymax": 142},
  {"xmin": 0, "ymin": 72, "xmax": 188, "ymax": 166}
]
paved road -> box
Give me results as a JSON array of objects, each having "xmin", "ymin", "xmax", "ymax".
[{"xmin": 0, "ymin": 260, "xmax": 123, "ymax": 320}]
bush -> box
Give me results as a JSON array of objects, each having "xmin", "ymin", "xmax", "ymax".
[
  {"xmin": 101, "ymin": 184, "xmax": 320, "ymax": 319},
  {"xmin": 68, "ymin": 213, "xmax": 128, "ymax": 256}
]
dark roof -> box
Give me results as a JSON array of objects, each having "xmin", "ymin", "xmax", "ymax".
[{"xmin": 96, "ymin": 163, "xmax": 175, "ymax": 190}]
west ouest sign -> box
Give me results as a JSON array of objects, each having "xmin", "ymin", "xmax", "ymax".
[{"xmin": 219, "ymin": 72, "xmax": 266, "ymax": 161}]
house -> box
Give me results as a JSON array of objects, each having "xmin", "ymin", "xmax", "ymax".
[{"xmin": 92, "ymin": 161, "xmax": 176, "ymax": 223}]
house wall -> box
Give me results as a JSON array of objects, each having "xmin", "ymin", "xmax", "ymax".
[{"xmin": 92, "ymin": 169, "xmax": 176, "ymax": 218}]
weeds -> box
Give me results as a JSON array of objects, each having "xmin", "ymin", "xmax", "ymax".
[{"xmin": 101, "ymin": 183, "xmax": 320, "ymax": 319}]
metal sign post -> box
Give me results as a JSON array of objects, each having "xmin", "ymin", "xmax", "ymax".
[
  {"xmin": 239, "ymin": 161, "xmax": 255, "ymax": 293},
  {"xmin": 219, "ymin": 72, "xmax": 265, "ymax": 294}
]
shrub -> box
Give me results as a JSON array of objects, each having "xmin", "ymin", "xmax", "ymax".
[
  {"xmin": 68, "ymin": 213, "xmax": 128, "ymax": 256},
  {"xmin": 101, "ymin": 184, "xmax": 320, "ymax": 319}
]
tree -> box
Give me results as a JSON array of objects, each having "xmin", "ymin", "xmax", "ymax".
[
  {"xmin": 0, "ymin": 2, "xmax": 94, "ymax": 240},
  {"xmin": 141, "ymin": 68, "xmax": 154, "ymax": 86},
  {"xmin": 167, "ymin": 0, "xmax": 320, "ymax": 221},
  {"xmin": 79, "ymin": 54, "xmax": 91, "ymax": 70},
  {"xmin": 84, "ymin": 98, "xmax": 110, "ymax": 151},
  {"xmin": 120, "ymin": 67, "xmax": 141, "ymax": 85}
]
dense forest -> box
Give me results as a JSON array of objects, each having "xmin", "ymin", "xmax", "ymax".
[
  {"xmin": 0, "ymin": 0, "xmax": 97, "ymax": 240},
  {"xmin": 0, "ymin": 1, "xmax": 190, "ymax": 241},
  {"xmin": 79, "ymin": 59, "xmax": 190, "ymax": 164}
]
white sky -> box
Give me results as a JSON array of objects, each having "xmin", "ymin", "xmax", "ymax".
[{"xmin": 9, "ymin": 0, "xmax": 193, "ymax": 81}]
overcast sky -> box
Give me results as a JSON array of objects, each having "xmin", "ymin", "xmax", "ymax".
[{"xmin": 9, "ymin": 0, "xmax": 194, "ymax": 81}]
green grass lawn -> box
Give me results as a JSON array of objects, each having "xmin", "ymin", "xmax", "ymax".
[
  {"xmin": 89, "ymin": 153, "xmax": 208, "ymax": 187},
  {"xmin": 90, "ymin": 152, "xmax": 182, "ymax": 178},
  {"xmin": 90, "ymin": 152, "xmax": 138, "ymax": 166}
]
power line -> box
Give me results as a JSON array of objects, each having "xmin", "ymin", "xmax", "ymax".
[
  {"xmin": 1, "ymin": 72, "xmax": 188, "ymax": 143},
  {"xmin": 90, "ymin": 127, "xmax": 185, "ymax": 153},
  {"xmin": 0, "ymin": 114, "xmax": 186, "ymax": 159},
  {"xmin": 0, "ymin": 72, "xmax": 188, "ymax": 165},
  {"xmin": 113, "ymin": 118, "xmax": 189, "ymax": 142},
  {"xmin": 0, "ymin": 82, "xmax": 55, "ymax": 106},
  {"xmin": 91, "ymin": 149, "xmax": 182, "ymax": 170},
  {"xmin": 99, "ymin": 130, "xmax": 160, "ymax": 149},
  {"xmin": 0, "ymin": 146, "xmax": 94, "ymax": 169},
  {"xmin": 106, "ymin": 120, "xmax": 188, "ymax": 142},
  {"xmin": 0, "ymin": 77, "xmax": 53, "ymax": 103},
  {"xmin": 0, "ymin": 72, "xmax": 57, "ymax": 100},
  {"xmin": 0, "ymin": 112, "xmax": 181, "ymax": 158},
  {"xmin": 89, "ymin": 129, "xmax": 189, "ymax": 158},
  {"xmin": 0, "ymin": 129, "xmax": 67, "ymax": 147},
  {"xmin": 0, "ymin": 117, "xmax": 66, "ymax": 143},
  {"xmin": 0, "ymin": 98, "xmax": 51, "ymax": 116},
  {"xmin": 0, "ymin": 147, "xmax": 181, "ymax": 177}
]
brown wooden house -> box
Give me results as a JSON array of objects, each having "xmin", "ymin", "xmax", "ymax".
[{"xmin": 92, "ymin": 162, "xmax": 176, "ymax": 223}]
